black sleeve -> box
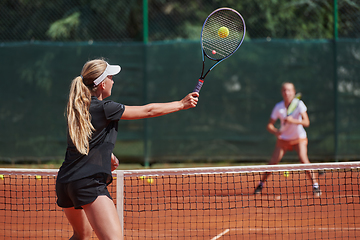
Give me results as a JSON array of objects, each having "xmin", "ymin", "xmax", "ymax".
[{"xmin": 103, "ymin": 100, "xmax": 125, "ymax": 121}]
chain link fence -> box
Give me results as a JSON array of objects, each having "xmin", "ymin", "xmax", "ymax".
[{"xmin": 1, "ymin": 0, "xmax": 360, "ymax": 42}]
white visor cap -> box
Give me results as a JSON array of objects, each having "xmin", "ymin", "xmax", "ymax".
[{"xmin": 93, "ymin": 63, "xmax": 121, "ymax": 86}]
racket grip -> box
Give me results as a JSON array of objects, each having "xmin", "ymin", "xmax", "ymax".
[{"xmin": 193, "ymin": 79, "xmax": 204, "ymax": 93}]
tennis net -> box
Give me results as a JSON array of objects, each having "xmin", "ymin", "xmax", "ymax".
[{"xmin": 1, "ymin": 162, "xmax": 359, "ymax": 239}]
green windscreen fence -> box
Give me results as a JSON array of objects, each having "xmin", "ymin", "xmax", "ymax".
[{"xmin": 0, "ymin": 40, "xmax": 359, "ymax": 163}]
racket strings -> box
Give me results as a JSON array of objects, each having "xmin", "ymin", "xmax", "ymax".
[
  {"xmin": 203, "ymin": 18, "xmax": 239, "ymax": 57},
  {"xmin": 202, "ymin": 10, "xmax": 245, "ymax": 60},
  {"xmin": 287, "ymin": 93, "xmax": 302, "ymax": 115}
]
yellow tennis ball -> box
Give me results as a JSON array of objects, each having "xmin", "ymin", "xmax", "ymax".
[
  {"xmin": 35, "ymin": 175, "xmax": 41, "ymax": 180},
  {"xmin": 218, "ymin": 26, "xmax": 229, "ymax": 38},
  {"xmin": 147, "ymin": 178, "xmax": 154, "ymax": 184},
  {"xmin": 139, "ymin": 176, "xmax": 145, "ymax": 180},
  {"xmin": 0, "ymin": 174, "xmax": 4, "ymax": 180},
  {"xmin": 283, "ymin": 171, "xmax": 289, "ymax": 177}
]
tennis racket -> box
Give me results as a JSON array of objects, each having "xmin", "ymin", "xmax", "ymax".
[
  {"xmin": 193, "ymin": 7, "xmax": 246, "ymax": 92},
  {"xmin": 279, "ymin": 93, "xmax": 302, "ymax": 132},
  {"xmin": 286, "ymin": 92, "xmax": 302, "ymax": 116}
]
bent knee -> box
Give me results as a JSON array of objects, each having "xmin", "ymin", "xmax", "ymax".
[{"xmin": 71, "ymin": 228, "xmax": 93, "ymax": 240}]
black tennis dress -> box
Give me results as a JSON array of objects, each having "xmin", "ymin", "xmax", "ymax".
[{"xmin": 56, "ymin": 96, "xmax": 124, "ymax": 208}]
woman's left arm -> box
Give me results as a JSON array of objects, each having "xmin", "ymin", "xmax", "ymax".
[
  {"xmin": 111, "ymin": 153, "xmax": 119, "ymax": 171},
  {"xmin": 285, "ymin": 111, "xmax": 310, "ymax": 127}
]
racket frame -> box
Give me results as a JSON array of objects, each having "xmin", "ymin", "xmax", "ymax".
[
  {"xmin": 279, "ymin": 93, "xmax": 302, "ymax": 133},
  {"xmin": 287, "ymin": 93, "xmax": 302, "ymax": 116},
  {"xmin": 193, "ymin": 7, "xmax": 246, "ymax": 92}
]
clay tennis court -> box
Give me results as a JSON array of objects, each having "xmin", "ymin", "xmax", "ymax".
[{"xmin": 0, "ymin": 166, "xmax": 359, "ymax": 239}]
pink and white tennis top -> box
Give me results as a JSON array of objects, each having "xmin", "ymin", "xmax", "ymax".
[{"xmin": 270, "ymin": 100, "xmax": 307, "ymax": 140}]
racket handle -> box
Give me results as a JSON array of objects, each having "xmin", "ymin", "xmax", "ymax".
[{"xmin": 193, "ymin": 79, "xmax": 204, "ymax": 93}]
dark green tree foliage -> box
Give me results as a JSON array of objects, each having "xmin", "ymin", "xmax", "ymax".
[{"xmin": 1, "ymin": 0, "xmax": 360, "ymax": 41}]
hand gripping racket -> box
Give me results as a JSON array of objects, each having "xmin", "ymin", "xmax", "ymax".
[
  {"xmin": 279, "ymin": 93, "xmax": 302, "ymax": 132},
  {"xmin": 193, "ymin": 8, "xmax": 246, "ymax": 92}
]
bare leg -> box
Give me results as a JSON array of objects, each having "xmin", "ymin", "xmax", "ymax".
[
  {"xmin": 82, "ymin": 195, "xmax": 122, "ymax": 240},
  {"xmin": 295, "ymin": 141, "xmax": 321, "ymax": 196},
  {"xmin": 255, "ymin": 146, "xmax": 286, "ymax": 194},
  {"xmin": 295, "ymin": 141, "xmax": 317, "ymax": 185},
  {"xmin": 260, "ymin": 146, "xmax": 286, "ymax": 182},
  {"xmin": 63, "ymin": 207, "xmax": 93, "ymax": 240}
]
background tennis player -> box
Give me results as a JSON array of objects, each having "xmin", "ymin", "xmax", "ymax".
[
  {"xmin": 254, "ymin": 82, "xmax": 321, "ymax": 197},
  {"xmin": 55, "ymin": 59, "xmax": 199, "ymax": 240}
]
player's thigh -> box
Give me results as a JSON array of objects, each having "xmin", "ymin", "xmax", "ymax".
[
  {"xmin": 269, "ymin": 146, "xmax": 286, "ymax": 165},
  {"xmin": 295, "ymin": 141, "xmax": 310, "ymax": 164},
  {"xmin": 63, "ymin": 207, "xmax": 93, "ymax": 239},
  {"xmin": 83, "ymin": 195, "xmax": 122, "ymax": 240}
]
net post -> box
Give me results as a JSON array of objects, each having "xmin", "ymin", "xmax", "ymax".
[{"xmin": 116, "ymin": 170, "xmax": 124, "ymax": 240}]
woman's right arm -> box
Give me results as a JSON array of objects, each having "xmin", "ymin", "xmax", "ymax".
[
  {"xmin": 121, "ymin": 92, "xmax": 199, "ymax": 120},
  {"xmin": 266, "ymin": 118, "xmax": 280, "ymax": 137}
]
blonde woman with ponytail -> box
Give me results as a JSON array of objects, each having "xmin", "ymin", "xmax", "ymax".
[{"xmin": 56, "ymin": 59, "xmax": 199, "ymax": 240}]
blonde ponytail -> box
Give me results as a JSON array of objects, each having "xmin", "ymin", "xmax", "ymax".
[
  {"xmin": 66, "ymin": 59, "xmax": 107, "ymax": 155},
  {"xmin": 67, "ymin": 76, "xmax": 94, "ymax": 155}
]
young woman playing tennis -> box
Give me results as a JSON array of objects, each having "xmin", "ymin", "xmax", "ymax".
[
  {"xmin": 56, "ymin": 59, "xmax": 199, "ymax": 240},
  {"xmin": 254, "ymin": 82, "xmax": 321, "ymax": 197}
]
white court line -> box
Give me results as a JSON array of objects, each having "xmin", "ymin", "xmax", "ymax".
[
  {"xmin": 230, "ymin": 227, "xmax": 360, "ymax": 232},
  {"xmin": 210, "ymin": 229, "xmax": 230, "ymax": 240}
]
